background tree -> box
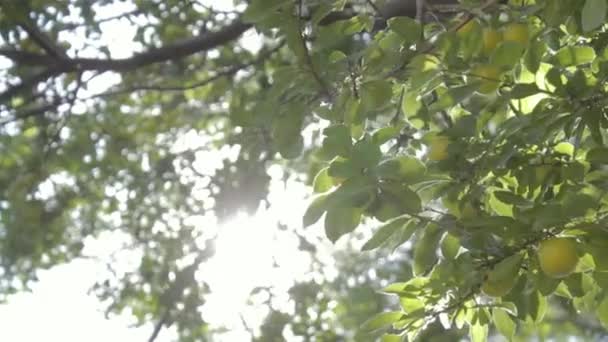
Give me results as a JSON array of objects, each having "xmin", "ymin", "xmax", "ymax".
[{"xmin": 2, "ymin": 0, "xmax": 608, "ymax": 340}]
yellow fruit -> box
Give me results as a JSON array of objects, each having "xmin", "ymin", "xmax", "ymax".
[
  {"xmin": 482, "ymin": 277, "xmax": 516, "ymax": 297},
  {"xmin": 482, "ymin": 28, "xmax": 502, "ymax": 54},
  {"xmin": 428, "ymin": 136, "xmax": 449, "ymax": 161},
  {"xmin": 503, "ymin": 23, "xmax": 529, "ymax": 45},
  {"xmin": 538, "ymin": 238, "xmax": 579, "ymax": 278},
  {"xmin": 471, "ymin": 65, "xmax": 502, "ymax": 94}
]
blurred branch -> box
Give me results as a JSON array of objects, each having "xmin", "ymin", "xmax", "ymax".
[
  {"xmin": 17, "ymin": 20, "xmax": 68, "ymax": 59},
  {"xmin": 297, "ymin": 0, "xmax": 332, "ymax": 101},
  {"xmin": 0, "ymin": 49, "xmax": 57, "ymax": 65},
  {"xmin": 148, "ymin": 309, "xmax": 171, "ymax": 342},
  {"xmin": 91, "ymin": 40, "xmax": 285, "ymax": 97},
  {"xmin": 0, "ymin": 20, "xmax": 252, "ymax": 103}
]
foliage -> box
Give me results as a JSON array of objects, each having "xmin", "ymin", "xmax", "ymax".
[{"xmin": 2, "ymin": 0, "xmax": 608, "ymax": 340}]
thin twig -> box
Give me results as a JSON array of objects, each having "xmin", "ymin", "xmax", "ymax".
[
  {"xmin": 297, "ymin": 0, "xmax": 332, "ymax": 100},
  {"xmin": 391, "ymin": 86, "xmax": 405, "ymax": 124},
  {"xmin": 148, "ymin": 309, "xmax": 170, "ymax": 342},
  {"xmin": 348, "ymin": 60, "xmax": 359, "ymax": 99},
  {"xmin": 17, "ymin": 20, "xmax": 68, "ymax": 59},
  {"xmin": 416, "ymin": 0, "xmax": 425, "ymax": 22}
]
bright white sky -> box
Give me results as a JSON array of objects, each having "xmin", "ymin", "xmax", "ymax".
[{"xmin": 0, "ymin": 1, "xmax": 338, "ymax": 341}]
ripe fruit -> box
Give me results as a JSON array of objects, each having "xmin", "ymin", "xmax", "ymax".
[
  {"xmin": 428, "ymin": 136, "xmax": 449, "ymax": 161},
  {"xmin": 503, "ymin": 23, "xmax": 529, "ymax": 45},
  {"xmin": 471, "ymin": 65, "xmax": 502, "ymax": 94},
  {"xmin": 482, "ymin": 28, "xmax": 502, "ymax": 54},
  {"xmin": 538, "ymin": 238, "xmax": 579, "ymax": 278}
]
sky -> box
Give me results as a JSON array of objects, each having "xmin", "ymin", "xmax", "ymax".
[{"xmin": 0, "ymin": 1, "xmax": 328, "ymax": 341}]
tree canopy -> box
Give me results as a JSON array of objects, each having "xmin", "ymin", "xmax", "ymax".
[{"xmin": 2, "ymin": 0, "xmax": 608, "ymax": 340}]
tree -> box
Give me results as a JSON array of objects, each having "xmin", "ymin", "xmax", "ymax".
[{"xmin": 2, "ymin": 0, "xmax": 608, "ymax": 340}]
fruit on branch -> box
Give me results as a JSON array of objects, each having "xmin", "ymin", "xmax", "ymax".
[{"xmin": 537, "ymin": 237, "xmax": 579, "ymax": 278}]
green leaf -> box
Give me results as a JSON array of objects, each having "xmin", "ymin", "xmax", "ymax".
[
  {"xmin": 303, "ymin": 194, "xmax": 329, "ymax": 228},
  {"xmin": 489, "ymin": 190, "xmax": 514, "ymax": 216},
  {"xmin": 361, "ymin": 311, "xmax": 405, "ymax": 332},
  {"xmin": 533, "ymin": 270, "xmax": 561, "ymax": 295},
  {"xmin": 272, "ymin": 111, "xmax": 304, "ymax": 159},
  {"xmin": 587, "ymin": 147, "xmax": 608, "ymax": 163},
  {"xmin": 387, "ymin": 16, "xmax": 421, "ymax": 44},
  {"xmin": 387, "ymin": 220, "xmax": 420, "ymax": 251},
  {"xmin": 530, "ymin": 291, "xmax": 548, "ymax": 323},
  {"xmin": 322, "ymin": 124, "xmax": 352, "ymax": 158},
  {"xmin": 242, "ymin": 0, "xmax": 289, "ymax": 25},
  {"xmin": 491, "ymin": 41, "xmax": 526, "ymax": 69},
  {"xmin": 328, "ymin": 157, "xmax": 359, "ymax": 179},
  {"xmin": 397, "ymin": 186, "xmax": 422, "ymax": 214},
  {"xmin": 428, "ymin": 84, "xmax": 478, "ymax": 112},
  {"xmin": 352, "ymin": 138, "xmax": 382, "ymax": 168},
  {"xmin": 487, "ymin": 253, "xmax": 524, "ymax": 283},
  {"xmin": 510, "ymin": 83, "xmax": 540, "ymax": 99},
  {"xmin": 582, "ymin": 0, "xmax": 607, "ymax": 32},
  {"xmin": 525, "ymin": 41, "xmax": 547, "ymax": 73},
  {"xmin": 324, "ymin": 206, "xmax": 362, "ymax": 243},
  {"xmin": 593, "ymin": 271, "xmax": 608, "ymax": 288},
  {"xmin": 469, "ymin": 322, "xmax": 488, "ymax": 342},
  {"xmin": 493, "ymin": 191, "xmax": 530, "ymax": 206},
  {"xmin": 413, "ymin": 225, "xmax": 442, "ymax": 276},
  {"xmin": 552, "ymin": 46, "xmax": 596, "ymax": 67},
  {"xmin": 376, "ymin": 156, "xmax": 426, "ymax": 183},
  {"xmin": 492, "ymin": 308, "xmax": 516, "ymax": 340},
  {"xmin": 362, "ymin": 216, "xmax": 410, "ymax": 251},
  {"xmin": 372, "ymin": 125, "xmax": 403, "ymax": 145},
  {"xmin": 597, "ymin": 296, "xmax": 608, "ymax": 329},
  {"xmin": 562, "ymin": 193, "xmax": 596, "ymax": 218},
  {"xmin": 311, "ymin": 0, "xmax": 346, "ymax": 25},
  {"xmin": 313, "ymin": 168, "xmax": 334, "ymax": 193},
  {"xmin": 361, "ymin": 80, "xmax": 393, "ymax": 110},
  {"xmin": 564, "ymin": 273, "xmax": 585, "ymax": 297},
  {"xmin": 440, "ymin": 233, "xmax": 460, "ymax": 259},
  {"xmin": 554, "ymin": 142, "xmax": 575, "ymax": 156},
  {"xmin": 327, "ymin": 177, "xmax": 375, "ymax": 208}
]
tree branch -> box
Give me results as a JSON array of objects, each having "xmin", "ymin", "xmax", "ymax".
[
  {"xmin": 148, "ymin": 309, "xmax": 170, "ymax": 342},
  {"xmin": 0, "ymin": 20, "xmax": 253, "ymax": 103},
  {"xmin": 68, "ymin": 20, "xmax": 252, "ymax": 72},
  {"xmin": 297, "ymin": 1, "xmax": 332, "ymax": 100},
  {"xmin": 91, "ymin": 40, "xmax": 284, "ymax": 96},
  {"xmin": 0, "ymin": 49, "xmax": 57, "ymax": 65},
  {"xmin": 17, "ymin": 20, "xmax": 68, "ymax": 59},
  {"xmin": 0, "ymin": 66, "xmax": 66, "ymax": 104}
]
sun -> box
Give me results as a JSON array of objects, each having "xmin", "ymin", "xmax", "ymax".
[{"xmin": 196, "ymin": 209, "xmax": 311, "ymax": 335}]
